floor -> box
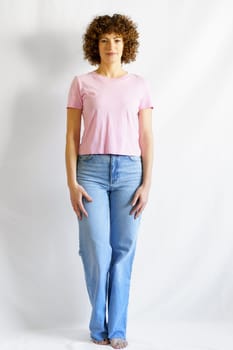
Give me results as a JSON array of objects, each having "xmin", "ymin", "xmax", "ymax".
[{"xmin": 1, "ymin": 321, "xmax": 233, "ymax": 350}]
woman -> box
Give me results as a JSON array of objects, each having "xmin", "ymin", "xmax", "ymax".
[{"xmin": 65, "ymin": 14, "xmax": 153, "ymax": 349}]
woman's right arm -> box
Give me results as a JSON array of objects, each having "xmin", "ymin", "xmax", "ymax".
[{"xmin": 65, "ymin": 107, "xmax": 92, "ymax": 220}]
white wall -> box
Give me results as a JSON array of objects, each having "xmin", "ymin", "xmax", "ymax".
[{"xmin": 0, "ymin": 0, "xmax": 233, "ymax": 332}]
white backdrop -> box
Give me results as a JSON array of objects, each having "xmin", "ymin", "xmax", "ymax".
[{"xmin": 1, "ymin": 0, "xmax": 233, "ymax": 349}]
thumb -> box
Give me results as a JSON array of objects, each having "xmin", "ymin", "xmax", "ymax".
[
  {"xmin": 131, "ymin": 192, "xmax": 139, "ymax": 206},
  {"xmin": 83, "ymin": 190, "xmax": 93, "ymax": 202}
]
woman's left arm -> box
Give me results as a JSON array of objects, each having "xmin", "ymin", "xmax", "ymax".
[{"xmin": 130, "ymin": 108, "xmax": 153, "ymax": 219}]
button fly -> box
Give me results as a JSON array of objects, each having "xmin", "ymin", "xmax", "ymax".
[{"xmin": 110, "ymin": 155, "xmax": 119, "ymax": 184}]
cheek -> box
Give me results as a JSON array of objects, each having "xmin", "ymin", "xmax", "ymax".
[{"xmin": 98, "ymin": 46, "xmax": 104, "ymax": 55}]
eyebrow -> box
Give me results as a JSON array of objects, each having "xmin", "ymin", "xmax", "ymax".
[{"xmin": 100, "ymin": 35, "xmax": 122, "ymax": 39}]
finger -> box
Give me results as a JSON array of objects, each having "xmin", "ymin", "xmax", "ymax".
[
  {"xmin": 83, "ymin": 191, "xmax": 93, "ymax": 202},
  {"xmin": 72, "ymin": 204, "xmax": 82, "ymax": 219},
  {"xmin": 134, "ymin": 204, "xmax": 146, "ymax": 219},
  {"xmin": 131, "ymin": 198, "xmax": 147, "ymax": 217},
  {"xmin": 130, "ymin": 206, "xmax": 136, "ymax": 215},
  {"xmin": 131, "ymin": 192, "xmax": 139, "ymax": 206},
  {"xmin": 72, "ymin": 202, "xmax": 79, "ymax": 214},
  {"xmin": 130, "ymin": 202, "xmax": 141, "ymax": 215},
  {"xmin": 134, "ymin": 208, "xmax": 142, "ymax": 219},
  {"xmin": 76, "ymin": 209, "xmax": 82, "ymax": 220},
  {"xmin": 130, "ymin": 195, "xmax": 143, "ymax": 214},
  {"xmin": 78, "ymin": 201, "xmax": 88, "ymax": 217},
  {"xmin": 72, "ymin": 204, "xmax": 81, "ymax": 220},
  {"xmin": 77, "ymin": 210, "xmax": 82, "ymax": 221}
]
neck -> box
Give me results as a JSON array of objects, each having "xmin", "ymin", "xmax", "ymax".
[{"xmin": 96, "ymin": 63, "xmax": 127, "ymax": 78}]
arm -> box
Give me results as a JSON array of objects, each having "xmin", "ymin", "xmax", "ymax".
[
  {"xmin": 130, "ymin": 108, "xmax": 153, "ymax": 219},
  {"xmin": 65, "ymin": 107, "xmax": 92, "ymax": 219},
  {"xmin": 65, "ymin": 107, "xmax": 81, "ymax": 188}
]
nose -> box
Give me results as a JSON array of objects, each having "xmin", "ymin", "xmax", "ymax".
[{"xmin": 107, "ymin": 40, "xmax": 115, "ymax": 50}]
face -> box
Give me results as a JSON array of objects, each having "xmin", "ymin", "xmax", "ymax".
[{"xmin": 98, "ymin": 33, "xmax": 124, "ymax": 64}]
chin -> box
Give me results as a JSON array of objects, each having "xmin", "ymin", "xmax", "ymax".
[{"xmin": 105, "ymin": 57, "xmax": 120, "ymax": 63}]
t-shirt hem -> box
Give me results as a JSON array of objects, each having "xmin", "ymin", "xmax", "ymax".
[
  {"xmin": 78, "ymin": 152, "xmax": 142, "ymax": 156},
  {"xmin": 66, "ymin": 105, "xmax": 82, "ymax": 109}
]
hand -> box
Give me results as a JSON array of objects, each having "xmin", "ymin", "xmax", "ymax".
[
  {"xmin": 130, "ymin": 184, "xmax": 150, "ymax": 219},
  {"xmin": 69, "ymin": 183, "xmax": 92, "ymax": 220}
]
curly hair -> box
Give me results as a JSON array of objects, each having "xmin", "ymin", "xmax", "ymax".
[{"xmin": 82, "ymin": 14, "xmax": 139, "ymax": 65}]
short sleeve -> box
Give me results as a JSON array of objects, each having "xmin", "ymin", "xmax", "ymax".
[
  {"xmin": 139, "ymin": 79, "xmax": 154, "ymax": 111},
  {"xmin": 66, "ymin": 76, "xmax": 83, "ymax": 109}
]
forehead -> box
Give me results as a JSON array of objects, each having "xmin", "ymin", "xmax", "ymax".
[{"xmin": 99, "ymin": 32, "xmax": 122, "ymax": 39}]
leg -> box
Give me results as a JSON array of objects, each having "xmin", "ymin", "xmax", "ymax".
[
  {"xmin": 77, "ymin": 181, "xmax": 112, "ymax": 342},
  {"xmin": 108, "ymin": 182, "xmax": 142, "ymax": 341}
]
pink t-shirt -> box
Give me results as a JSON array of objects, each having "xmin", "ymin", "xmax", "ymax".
[{"xmin": 66, "ymin": 71, "xmax": 153, "ymax": 156}]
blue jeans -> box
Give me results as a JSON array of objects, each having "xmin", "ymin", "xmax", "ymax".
[{"xmin": 76, "ymin": 154, "xmax": 143, "ymax": 341}]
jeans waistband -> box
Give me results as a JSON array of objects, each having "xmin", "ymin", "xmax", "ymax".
[{"xmin": 78, "ymin": 154, "xmax": 141, "ymax": 161}]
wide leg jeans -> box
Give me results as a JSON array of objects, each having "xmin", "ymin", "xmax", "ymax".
[{"xmin": 77, "ymin": 154, "xmax": 143, "ymax": 341}]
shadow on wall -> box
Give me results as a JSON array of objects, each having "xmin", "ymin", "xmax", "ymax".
[{"xmin": 0, "ymin": 30, "xmax": 89, "ymax": 330}]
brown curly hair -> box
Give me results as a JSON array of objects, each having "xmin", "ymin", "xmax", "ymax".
[{"xmin": 82, "ymin": 14, "xmax": 139, "ymax": 65}]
